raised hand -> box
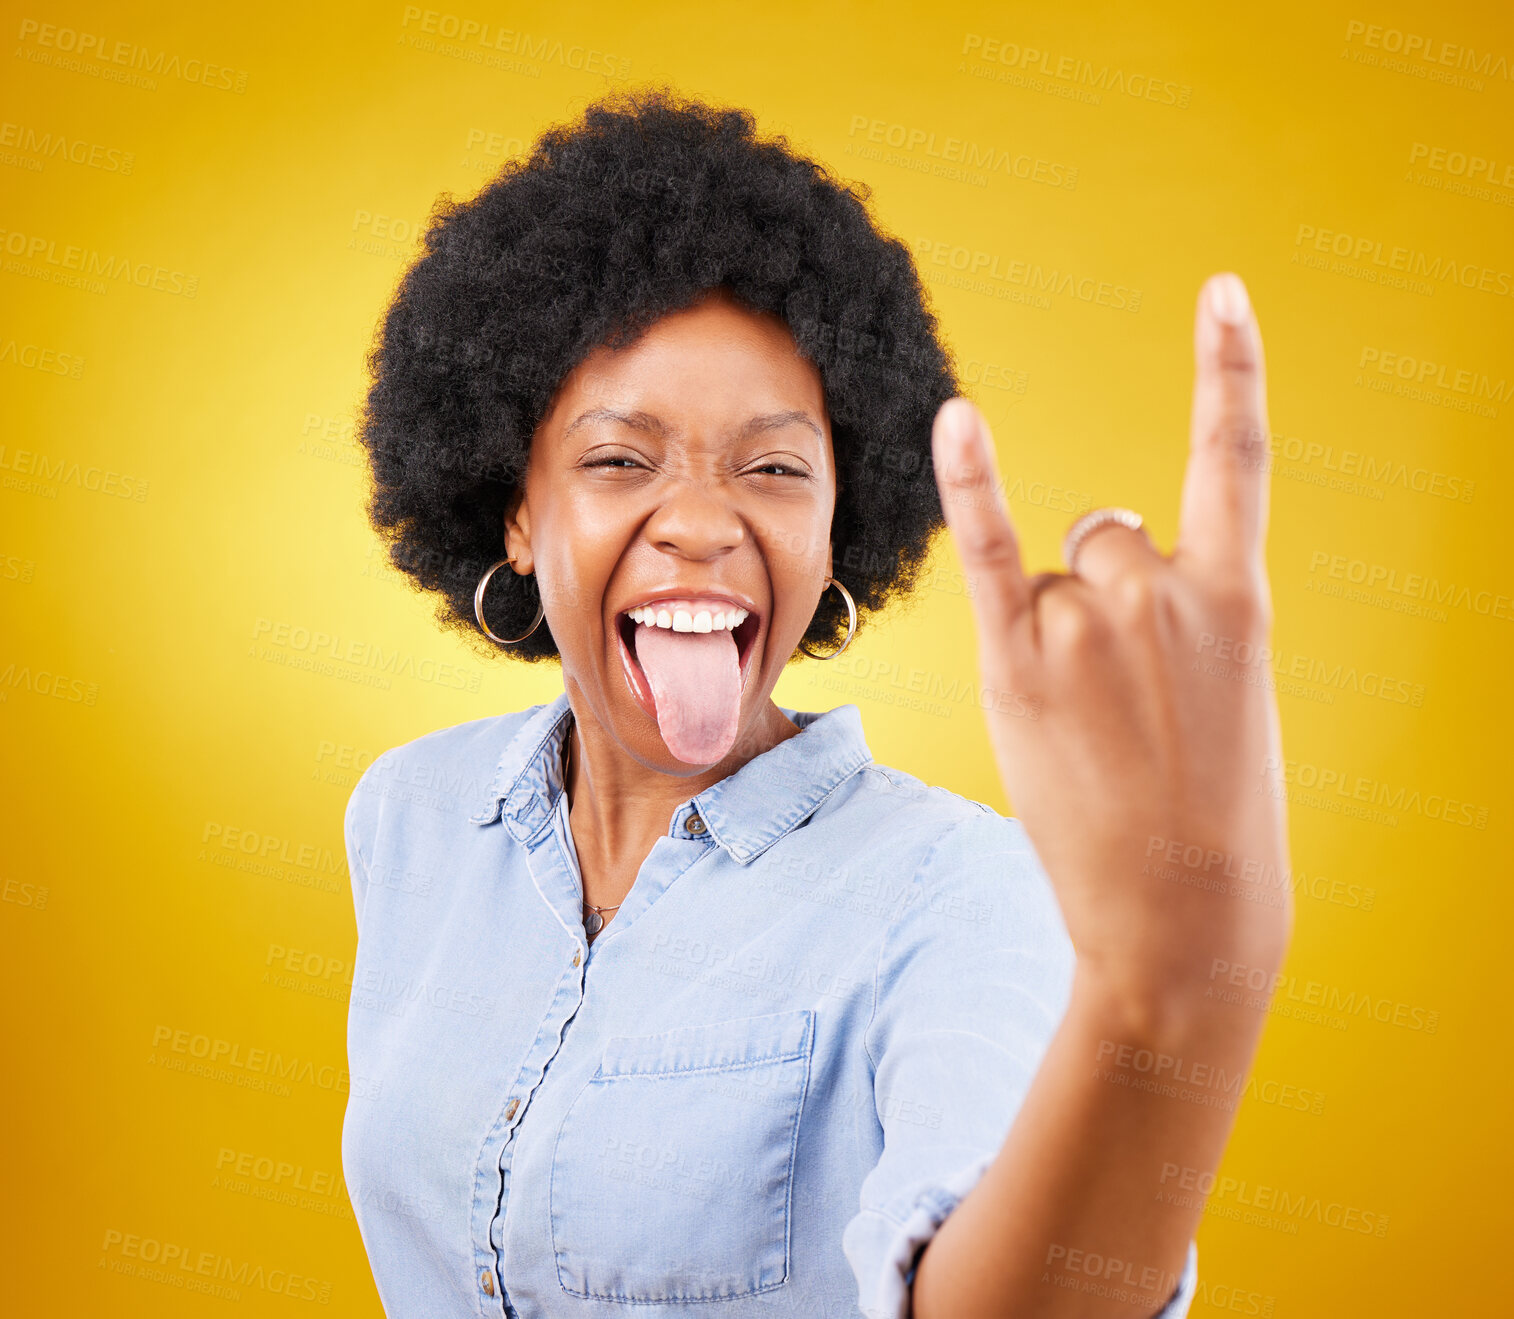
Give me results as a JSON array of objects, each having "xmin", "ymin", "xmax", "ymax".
[{"xmin": 930, "ymin": 273, "xmax": 1292, "ymax": 1026}]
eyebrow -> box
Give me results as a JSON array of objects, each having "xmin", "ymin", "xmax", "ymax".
[{"xmin": 563, "ymin": 406, "xmax": 823, "ymax": 443}]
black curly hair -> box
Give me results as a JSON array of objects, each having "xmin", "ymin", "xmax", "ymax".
[{"xmin": 356, "ymin": 84, "xmax": 963, "ymax": 662}]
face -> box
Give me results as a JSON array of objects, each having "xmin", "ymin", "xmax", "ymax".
[{"xmin": 504, "ymin": 288, "xmax": 837, "ymax": 774}]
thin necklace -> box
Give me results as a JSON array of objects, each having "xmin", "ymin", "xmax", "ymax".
[{"xmin": 566, "ymin": 720, "xmax": 622, "ymax": 939}]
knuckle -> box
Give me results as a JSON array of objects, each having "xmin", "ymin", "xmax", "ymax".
[
  {"xmin": 1210, "ymin": 576, "xmax": 1269, "ymax": 634},
  {"xmin": 949, "ymin": 496, "xmax": 1018, "ymax": 559},
  {"xmin": 1215, "ymin": 348, "xmax": 1259, "ymax": 379},
  {"xmin": 1109, "ymin": 570, "xmax": 1184, "ymax": 648},
  {"xmin": 1041, "ymin": 590, "xmax": 1103, "ymax": 655},
  {"xmin": 959, "ymin": 524, "xmax": 1020, "ymax": 574},
  {"xmin": 1200, "ymin": 414, "xmax": 1269, "ymax": 470},
  {"xmin": 1111, "ymin": 570, "xmax": 1160, "ymax": 619}
]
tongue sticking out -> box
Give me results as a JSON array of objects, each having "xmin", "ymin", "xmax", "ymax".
[{"xmin": 634, "ymin": 622, "xmax": 742, "ymax": 765}]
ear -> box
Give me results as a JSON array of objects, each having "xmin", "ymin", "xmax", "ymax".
[
  {"xmin": 503, "ymin": 492, "xmax": 534, "ymax": 575},
  {"xmin": 825, "ymin": 541, "xmax": 834, "ymax": 582}
]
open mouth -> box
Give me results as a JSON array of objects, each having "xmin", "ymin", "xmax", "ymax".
[{"xmin": 614, "ymin": 601, "xmax": 762, "ymax": 725}]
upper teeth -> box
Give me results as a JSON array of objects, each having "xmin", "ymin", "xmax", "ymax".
[{"xmin": 629, "ymin": 605, "xmax": 750, "ymax": 633}]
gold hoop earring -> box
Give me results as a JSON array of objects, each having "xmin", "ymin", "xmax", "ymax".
[
  {"xmin": 475, "ymin": 557, "xmax": 544, "ymax": 646},
  {"xmin": 799, "ymin": 576, "xmax": 857, "ymax": 660}
]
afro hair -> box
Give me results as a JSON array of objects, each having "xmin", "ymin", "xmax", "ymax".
[{"xmin": 356, "ymin": 84, "xmax": 963, "ymax": 661}]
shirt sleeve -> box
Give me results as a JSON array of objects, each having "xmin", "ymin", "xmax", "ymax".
[
  {"xmin": 343, "ymin": 753, "xmax": 388, "ymax": 935},
  {"xmin": 841, "ymin": 809, "xmax": 1201, "ymax": 1319}
]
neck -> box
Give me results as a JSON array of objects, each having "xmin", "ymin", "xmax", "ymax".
[{"xmin": 561, "ymin": 683, "xmax": 800, "ymax": 892}]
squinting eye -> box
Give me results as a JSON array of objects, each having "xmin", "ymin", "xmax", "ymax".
[
  {"xmin": 586, "ymin": 457, "xmax": 641, "ymax": 469},
  {"xmin": 752, "ymin": 464, "xmax": 805, "ymax": 477}
]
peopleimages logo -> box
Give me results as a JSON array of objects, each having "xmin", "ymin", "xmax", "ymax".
[
  {"xmin": 1158, "ymin": 1162, "xmax": 1391, "ymax": 1237},
  {"xmin": 0, "ymin": 336, "xmax": 86, "ymax": 378},
  {"xmin": 1408, "ymin": 143, "xmax": 1514, "ymax": 188},
  {"xmin": 1293, "ymin": 224, "xmax": 1514, "ymax": 297},
  {"xmin": 1305, "ymin": 551, "xmax": 1513, "ymax": 622},
  {"xmin": 149, "ymin": 1023, "xmax": 378, "ymax": 1096},
  {"xmin": 845, "ymin": 114, "xmax": 1079, "ymax": 190},
  {"xmin": 397, "ymin": 6, "xmax": 631, "ymax": 78},
  {"xmin": 959, "ymin": 33, "xmax": 1193, "ymax": 107},
  {"xmin": 15, "ymin": 18, "xmax": 250, "ymax": 92},
  {"xmin": 0, "ymin": 443, "xmax": 149, "ymax": 500},
  {"xmin": 1262, "ymin": 754, "xmax": 1489, "ymax": 830},
  {"xmin": 1358, "ymin": 347, "xmax": 1512, "ymax": 404},
  {"xmin": 98, "ymin": 1228, "xmax": 331, "ymax": 1303},
  {"xmin": 250, "ymin": 617, "xmax": 484, "ymax": 692},
  {"xmin": 0, "ymin": 226, "xmax": 199, "ymax": 297},
  {"xmin": 1194, "ymin": 631, "xmax": 1427, "ymax": 707},
  {"xmin": 913, "ymin": 236, "xmax": 1142, "ymax": 311},
  {"xmin": 1343, "ymin": 20, "xmax": 1514, "ymax": 82},
  {"xmin": 0, "ymin": 120, "xmax": 135, "ymax": 173}
]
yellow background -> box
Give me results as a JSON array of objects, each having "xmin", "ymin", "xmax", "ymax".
[{"xmin": 3, "ymin": 0, "xmax": 1509, "ymax": 1313}]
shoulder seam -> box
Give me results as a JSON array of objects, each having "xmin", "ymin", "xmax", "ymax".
[{"xmin": 860, "ymin": 765, "xmax": 998, "ymax": 816}]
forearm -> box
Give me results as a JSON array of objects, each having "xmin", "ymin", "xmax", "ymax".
[{"xmin": 912, "ymin": 961, "xmax": 1275, "ymax": 1319}]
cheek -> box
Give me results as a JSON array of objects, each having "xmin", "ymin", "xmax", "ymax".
[
  {"xmin": 769, "ymin": 485, "xmax": 834, "ymax": 557},
  {"xmin": 761, "ymin": 521, "xmax": 831, "ymax": 615},
  {"xmin": 757, "ymin": 531, "xmax": 798, "ymax": 579},
  {"xmin": 535, "ymin": 500, "xmax": 624, "ymax": 634}
]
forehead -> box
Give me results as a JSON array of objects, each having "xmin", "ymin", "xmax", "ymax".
[{"xmin": 541, "ymin": 292, "xmax": 829, "ymax": 437}]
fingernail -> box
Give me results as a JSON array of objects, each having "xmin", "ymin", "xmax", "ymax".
[
  {"xmin": 938, "ymin": 399, "xmax": 979, "ymax": 476},
  {"xmin": 942, "ymin": 398, "xmax": 977, "ymax": 449},
  {"xmin": 1207, "ymin": 273, "xmax": 1250, "ymax": 326}
]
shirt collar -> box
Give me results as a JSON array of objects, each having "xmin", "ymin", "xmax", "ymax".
[{"xmin": 469, "ymin": 688, "xmax": 874, "ymax": 865}]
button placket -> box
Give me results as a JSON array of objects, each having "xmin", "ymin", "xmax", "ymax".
[{"xmin": 481, "ymin": 910, "xmax": 593, "ymax": 1314}]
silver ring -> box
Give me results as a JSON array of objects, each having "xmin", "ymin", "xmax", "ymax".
[{"xmin": 1062, "ymin": 507, "xmax": 1146, "ymax": 575}]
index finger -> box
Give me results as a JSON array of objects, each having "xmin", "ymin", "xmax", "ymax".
[
  {"xmin": 931, "ymin": 397, "xmax": 1032, "ymax": 640},
  {"xmin": 1175, "ymin": 272, "xmax": 1272, "ymax": 576}
]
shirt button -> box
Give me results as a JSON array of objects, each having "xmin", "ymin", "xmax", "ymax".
[
  {"xmin": 505, "ymin": 1098, "xmax": 519, "ymax": 1120},
  {"xmin": 481, "ymin": 1269, "xmax": 495, "ymax": 1296},
  {"xmin": 572, "ymin": 948, "xmax": 581, "ymax": 967},
  {"xmin": 686, "ymin": 813, "xmax": 706, "ymax": 835}
]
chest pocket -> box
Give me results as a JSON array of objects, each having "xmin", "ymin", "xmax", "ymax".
[{"xmin": 550, "ymin": 1007, "xmax": 815, "ymax": 1303}]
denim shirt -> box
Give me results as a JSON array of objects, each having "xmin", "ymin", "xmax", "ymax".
[{"xmin": 341, "ymin": 688, "xmax": 1199, "ymax": 1318}]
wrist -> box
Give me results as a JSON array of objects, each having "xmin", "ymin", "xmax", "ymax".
[{"xmin": 1068, "ymin": 942, "xmax": 1285, "ymax": 1056}]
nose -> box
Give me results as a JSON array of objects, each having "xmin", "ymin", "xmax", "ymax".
[{"xmin": 645, "ymin": 476, "xmax": 746, "ymax": 560}]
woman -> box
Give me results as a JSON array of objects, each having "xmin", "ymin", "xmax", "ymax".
[{"xmin": 343, "ymin": 88, "xmax": 1291, "ymax": 1319}]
